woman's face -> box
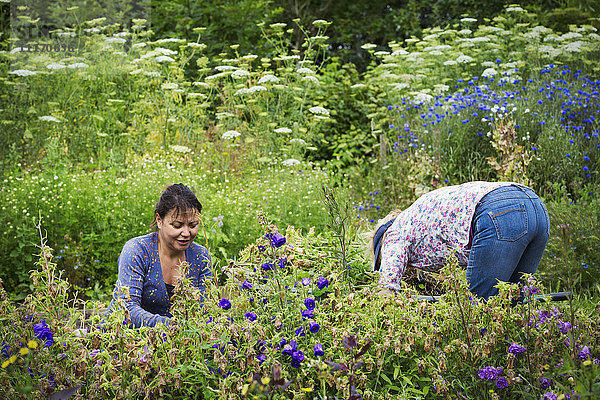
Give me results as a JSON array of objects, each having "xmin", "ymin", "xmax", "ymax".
[{"xmin": 156, "ymin": 208, "xmax": 200, "ymax": 254}]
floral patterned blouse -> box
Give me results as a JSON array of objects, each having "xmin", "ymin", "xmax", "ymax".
[{"xmin": 379, "ymin": 181, "xmax": 517, "ymax": 291}]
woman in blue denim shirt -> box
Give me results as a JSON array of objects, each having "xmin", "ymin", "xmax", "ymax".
[
  {"xmin": 370, "ymin": 182, "xmax": 550, "ymax": 300},
  {"xmin": 109, "ymin": 183, "xmax": 212, "ymax": 327}
]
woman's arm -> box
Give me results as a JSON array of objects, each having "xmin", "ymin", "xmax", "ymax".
[
  {"xmin": 378, "ymin": 229, "xmax": 411, "ymax": 292},
  {"xmin": 114, "ymin": 239, "xmax": 170, "ymax": 328}
]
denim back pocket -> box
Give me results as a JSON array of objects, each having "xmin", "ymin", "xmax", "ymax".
[{"xmin": 487, "ymin": 202, "xmax": 528, "ymax": 241}]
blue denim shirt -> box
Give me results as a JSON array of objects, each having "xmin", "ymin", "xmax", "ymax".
[{"xmin": 109, "ymin": 232, "xmax": 212, "ymax": 328}]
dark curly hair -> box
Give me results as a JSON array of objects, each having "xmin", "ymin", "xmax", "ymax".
[{"xmin": 150, "ymin": 183, "xmax": 202, "ymax": 229}]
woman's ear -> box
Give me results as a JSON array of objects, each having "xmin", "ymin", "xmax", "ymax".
[{"xmin": 155, "ymin": 214, "xmax": 162, "ymax": 229}]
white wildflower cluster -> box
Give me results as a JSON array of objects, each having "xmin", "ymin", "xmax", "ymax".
[
  {"xmin": 481, "ymin": 68, "xmax": 498, "ymax": 78},
  {"xmin": 391, "ymin": 82, "xmax": 410, "ymax": 91},
  {"xmin": 161, "ymin": 82, "xmax": 179, "ymax": 90},
  {"xmin": 105, "ymin": 37, "xmax": 126, "ymax": 44},
  {"xmin": 413, "ymin": 92, "xmax": 433, "ymax": 104},
  {"xmin": 83, "ymin": 28, "xmax": 101, "ymax": 34},
  {"xmin": 9, "ymin": 69, "xmax": 37, "ymax": 76},
  {"xmin": 279, "ymin": 55, "xmax": 300, "ymax": 61},
  {"xmin": 56, "ymin": 32, "xmax": 76, "ymax": 37},
  {"xmin": 47, "ymin": 63, "xmax": 66, "ymax": 70},
  {"xmin": 422, "ymin": 33, "xmax": 439, "ymax": 41},
  {"xmin": 459, "ymin": 29, "xmax": 473, "ymax": 35},
  {"xmin": 205, "ymin": 72, "xmax": 230, "ymax": 80},
  {"xmin": 460, "ymin": 17, "xmax": 478, "ymax": 23},
  {"xmin": 560, "ymin": 32, "xmax": 583, "ymax": 40},
  {"xmin": 68, "ymin": 63, "xmax": 89, "ymax": 69},
  {"xmin": 242, "ymin": 54, "xmax": 258, "ymax": 61},
  {"xmin": 561, "ymin": 41, "xmax": 586, "ymax": 53},
  {"xmin": 170, "ymin": 145, "xmax": 191, "ymax": 153},
  {"xmin": 231, "ymin": 69, "xmax": 250, "ymax": 79},
  {"xmin": 234, "ymin": 85, "xmax": 267, "ymax": 96},
  {"xmin": 133, "ymin": 43, "xmax": 147, "ymax": 49},
  {"xmin": 156, "ymin": 38, "xmax": 185, "ymax": 44},
  {"xmin": 308, "ymin": 106, "xmax": 329, "ymax": 116},
  {"xmin": 187, "ymin": 93, "xmax": 206, "ymax": 99},
  {"xmin": 192, "ymin": 81, "xmax": 209, "ymax": 87},
  {"xmin": 290, "ymin": 138, "xmax": 307, "ymax": 145},
  {"xmin": 433, "ymin": 84, "xmax": 450, "ymax": 94},
  {"xmin": 282, "ymin": 158, "xmax": 301, "ymax": 166},
  {"xmin": 458, "ymin": 37, "xmax": 491, "ymax": 43},
  {"xmin": 297, "ymin": 67, "xmax": 315, "ymax": 74},
  {"xmin": 155, "ymin": 56, "xmax": 175, "ymax": 63},
  {"xmin": 187, "ymin": 43, "xmax": 206, "ymax": 49},
  {"xmin": 505, "ymin": 6, "xmax": 525, "ymax": 12},
  {"xmin": 361, "ymin": 43, "xmax": 377, "ymax": 50},
  {"xmin": 301, "ymin": 76, "xmax": 319, "ymax": 85},
  {"xmin": 144, "ymin": 71, "xmax": 161, "ymax": 77},
  {"xmin": 222, "ymin": 130, "xmax": 241, "ymax": 140},
  {"xmin": 351, "ymin": 83, "xmax": 366, "ymax": 89},
  {"xmin": 423, "ymin": 45, "xmax": 451, "ymax": 52},
  {"xmin": 391, "ymin": 49, "xmax": 409, "ymax": 56},
  {"xmin": 39, "ymin": 116, "xmax": 61, "ymax": 122},
  {"xmin": 258, "ymin": 74, "xmax": 280, "ymax": 84},
  {"xmin": 215, "ymin": 65, "xmax": 238, "ymax": 72},
  {"xmin": 374, "ymin": 51, "xmax": 390, "ymax": 57},
  {"xmin": 155, "ymin": 47, "xmax": 178, "ymax": 55},
  {"xmin": 274, "ymin": 127, "xmax": 292, "ymax": 134},
  {"xmin": 456, "ymin": 55, "xmax": 474, "ymax": 63},
  {"xmin": 444, "ymin": 60, "xmax": 458, "ymax": 66}
]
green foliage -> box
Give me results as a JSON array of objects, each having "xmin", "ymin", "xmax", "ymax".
[
  {"xmin": 1, "ymin": 219, "xmax": 599, "ymax": 399},
  {"xmin": 0, "ymin": 153, "xmax": 335, "ymax": 300}
]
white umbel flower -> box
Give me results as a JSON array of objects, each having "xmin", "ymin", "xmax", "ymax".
[{"xmin": 222, "ymin": 130, "xmax": 241, "ymax": 139}]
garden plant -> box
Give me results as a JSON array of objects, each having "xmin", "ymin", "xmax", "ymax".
[{"xmin": 0, "ymin": 1, "xmax": 599, "ymax": 399}]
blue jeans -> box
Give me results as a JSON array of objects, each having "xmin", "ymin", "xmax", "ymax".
[{"xmin": 466, "ymin": 185, "xmax": 550, "ymax": 300}]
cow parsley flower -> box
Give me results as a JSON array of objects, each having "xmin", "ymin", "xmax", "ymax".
[
  {"xmin": 10, "ymin": 69, "xmax": 37, "ymax": 76},
  {"xmin": 222, "ymin": 130, "xmax": 241, "ymax": 140},
  {"xmin": 308, "ymin": 106, "xmax": 329, "ymax": 116},
  {"xmin": 274, "ymin": 127, "xmax": 292, "ymax": 134},
  {"xmin": 39, "ymin": 116, "xmax": 61, "ymax": 122},
  {"xmin": 258, "ymin": 74, "xmax": 280, "ymax": 84},
  {"xmin": 155, "ymin": 56, "xmax": 175, "ymax": 63},
  {"xmin": 282, "ymin": 158, "xmax": 301, "ymax": 166},
  {"xmin": 155, "ymin": 47, "xmax": 177, "ymax": 55},
  {"xmin": 231, "ymin": 69, "xmax": 250, "ymax": 78},
  {"xmin": 297, "ymin": 67, "xmax": 315, "ymax": 74}
]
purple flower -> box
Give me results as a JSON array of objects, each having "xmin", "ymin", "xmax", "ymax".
[
  {"xmin": 316, "ymin": 276, "xmax": 329, "ymax": 290},
  {"xmin": 301, "ymin": 277, "xmax": 311, "ymax": 286},
  {"xmin": 241, "ymin": 279, "xmax": 252, "ymax": 289},
  {"xmin": 301, "ymin": 310, "xmax": 314, "ymax": 320},
  {"xmin": 1, "ymin": 342, "xmax": 10, "ymax": 358},
  {"xmin": 558, "ymin": 320, "xmax": 572, "ymax": 334},
  {"xmin": 523, "ymin": 285, "xmax": 541, "ymax": 296},
  {"xmin": 279, "ymin": 257, "xmax": 287, "ymax": 268},
  {"xmin": 295, "ymin": 326, "xmax": 305, "ymax": 337},
  {"xmin": 540, "ymin": 377, "xmax": 552, "ymax": 389},
  {"xmin": 261, "ymin": 261, "xmax": 274, "ymax": 271},
  {"xmin": 508, "ymin": 343, "xmax": 526, "ymax": 355},
  {"xmin": 282, "ymin": 340, "xmax": 298, "ymax": 356},
  {"xmin": 496, "ymin": 376, "xmax": 509, "ymax": 389},
  {"xmin": 304, "ymin": 298, "xmax": 316, "ymax": 310},
  {"xmin": 291, "ymin": 350, "xmax": 304, "ymax": 363},
  {"xmin": 314, "ymin": 343, "xmax": 324, "ymax": 357},
  {"xmin": 245, "ymin": 312, "xmax": 257, "ymax": 321},
  {"xmin": 266, "ymin": 232, "xmax": 286, "ymax": 248},
  {"xmin": 309, "ymin": 321, "xmax": 320, "ymax": 333},
  {"xmin": 578, "ymin": 345, "xmax": 591, "ymax": 360},
  {"xmin": 256, "ymin": 354, "xmax": 267, "ymax": 364},
  {"xmin": 218, "ymin": 298, "xmax": 231, "ymax": 310},
  {"xmin": 543, "ymin": 392, "xmax": 558, "ymax": 400},
  {"xmin": 478, "ymin": 366, "xmax": 502, "ymax": 381},
  {"xmin": 33, "ymin": 320, "xmax": 54, "ymax": 347}
]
